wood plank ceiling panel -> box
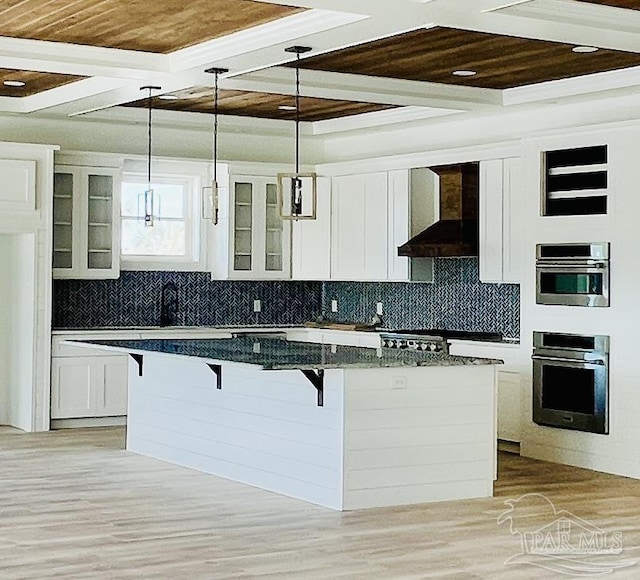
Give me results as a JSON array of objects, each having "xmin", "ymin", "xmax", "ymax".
[
  {"xmin": 0, "ymin": 0, "xmax": 303, "ymax": 53},
  {"xmin": 295, "ymin": 27, "xmax": 640, "ymax": 89},
  {"xmin": 0, "ymin": 69, "xmax": 84, "ymax": 97},
  {"xmin": 124, "ymin": 88, "xmax": 396, "ymax": 122},
  {"xmin": 576, "ymin": 0, "xmax": 640, "ymax": 9}
]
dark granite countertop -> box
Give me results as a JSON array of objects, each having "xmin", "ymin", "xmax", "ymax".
[{"xmin": 69, "ymin": 337, "xmax": 503, "ymax": 370}]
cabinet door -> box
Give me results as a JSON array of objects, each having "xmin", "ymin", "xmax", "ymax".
[
  {"xmin": 228, "ymin": 176, "xmax": 291, "ymax": 279},
  {"xmin": 387, "ymin": 170, "xmax": 410, "ymax": 282},
  {"xmin": 96, "ymin": 357, "xmax": 129, "ymax": 416},
  {"xmin": 331, "ymin": 172, "xmax": 388, "ymax": 281},
  {"xmin": 501, "ymin": 158, "xmax": 522, "ymax": 284},
  {"xmin": 53, "ymin": 165, "xmax": 121, "ymax": 280},
  {"xmin": 0, "ymin": 159, "xmax": 36, "ymax": 213},
  {"xmin": 479, "ymin": 159, "xmax": 504, "ymax": 283},
  {"xmin": 51, "ymin": 358, "xmax": 94, "ymax": 419},
  {"xmin": 497, "ymin": 371, "xmax": 522, "ymax": 443},
  {"xmin": 291, "ymin": 177, "xmax": 331, "ymax": 280},
  {"xmin": 479, "ymin": 158, "xmax": 522, "ymax": 284}
]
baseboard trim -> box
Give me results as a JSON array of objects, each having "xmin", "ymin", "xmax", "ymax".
[{"xmin": 50, "ymin": 416, "xmax": 127, "ymax": 430}]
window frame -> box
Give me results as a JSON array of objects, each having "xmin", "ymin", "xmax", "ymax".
[{"xmin": 120, "ymin": 170, "xmax": 207, "ymax": 272}]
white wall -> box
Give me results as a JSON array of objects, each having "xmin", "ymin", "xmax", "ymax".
[
  {"xmin": 0, "ymin": 109, "xmax": 323, "ymax": 166},
  {"xmin": 0, "ymin": 236, "xmax": 10, "ymax": 424},
  {"xmin": 517, "ymin": 126, "xmax": 640, "ymax": 478},
  {"xmin": 0, "ymin": 234, "xmax": 37, "ymax": 429}
]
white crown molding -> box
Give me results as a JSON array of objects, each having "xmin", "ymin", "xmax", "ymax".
[
  {"xmin": 315, "ymin": 139, "xmax": 524, "ymax": 176},
  {"xmin": 311, "ymin": 106, "xmax": 461, "ymax": 135}
]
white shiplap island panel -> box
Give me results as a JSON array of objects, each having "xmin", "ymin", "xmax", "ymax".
[
  {"xmin": 127, "ymin": 354, "xmax": 345, "ymax": 509},
  {"xmin": 342, "ymin": 366, "xmax": 496, "ymax": 510},
  {"xmin": 74, "ymin": 337, "xmax": 500, "ymax": 510}
]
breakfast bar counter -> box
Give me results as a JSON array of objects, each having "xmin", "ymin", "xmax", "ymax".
[{"xmin": 70, "ymin": 335, "xmax": 502, "ymax": 510}]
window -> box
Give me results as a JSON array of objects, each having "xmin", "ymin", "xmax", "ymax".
[{"xmin": 120, "ymin": 173, "xmax": 204, "ymax": 270}]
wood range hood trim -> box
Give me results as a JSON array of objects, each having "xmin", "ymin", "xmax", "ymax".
[{"xmin": 398, "ymin": 162, "xmax": 480, "ymax": 258}]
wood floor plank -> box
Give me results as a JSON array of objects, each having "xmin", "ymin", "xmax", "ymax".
[{"xmin": 1, "ymin": 426, "xmax": 639, "ymax": 578}]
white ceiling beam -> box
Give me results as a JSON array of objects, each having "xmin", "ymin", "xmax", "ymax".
[
  {"xmin": 0, "ymin": 36, "xmax": 168, "ymax": 78},
  {"xmin": 223, "ymin": 67, "xmax": 503, "ymax": 110},
  {"xmin": 503, "ymin": 65, "xmax": 640, "ymax": 106},
  {"xmin": 429, "ymin": 2, "xmax": 640, "ymax": 53}
]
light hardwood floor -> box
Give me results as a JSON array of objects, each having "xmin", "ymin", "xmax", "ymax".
[{"xmin": 1, "ymin": 426, "xmax": 639, "ymax": 579}]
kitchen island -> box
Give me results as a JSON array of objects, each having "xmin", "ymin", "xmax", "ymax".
[{"xmin": 71, "ymin": 335, "xmax": 502, "ymax": 510}]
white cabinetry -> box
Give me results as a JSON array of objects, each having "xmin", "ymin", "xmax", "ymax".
[
  {"xmin": 291, "ymin": 177, "xmax": 331, "ymax": 280},
  {"xmin": 448, "ymin": 340, "xmax": 523, "ymax": 444},
  {"xmin": 331, "ymin": 172, "xmax": 388, "ymax": 280},
  {"xmin": 286, "ymin": 328, "xmax": 381, "ymax": 348},
  {"xmin": 212, "ymin": 175, "xmax": 291, "ymax": 280},
  {"xmin": 51, "ymin": 356, "xmax": 128, "ymax": 419},
  {"xmin": 479, "ymin": 158, "xmax": 521, "ymax": 284},
  {"xmin": 0, "ymin": 159, "xmax": 36, "ymax": 213},
  {"xmin": 53, "ymin": 164, "xmax": 121, "ymax": 279},
  {"xmin": 51, "ymin": 335, "xmax": 129, "ymax": 421}
]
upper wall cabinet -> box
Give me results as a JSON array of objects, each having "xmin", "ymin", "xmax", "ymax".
[
  {"xmin": 331, "ymin": 172, "xmax": 390, "ymax": 281},
  {"xmin": 0, "ymin": 159, "xmax": 36, "ymax": 214},
  {"xmin": 53, "ymin": 164, "xmax": 122, "ymax": 280},
  {"xmin": 479, "ymin": 158, "xmax": 522, "ymax": 284},
  {"xmin": 212, "ymin": 175, "xmax": 291, "ymax": 280},
  {"xmin": 291, "ymin": 177, "xmax": 331, "ymax": 280}
]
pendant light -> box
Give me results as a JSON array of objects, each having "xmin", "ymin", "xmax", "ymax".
[
  {"xmin": 277, "ymin": 45, "xmax": 317, "ymax": 221},
  {"xmin": 204, "ymin": 67, "xmax": 229, "ymax": 225},
  {"xmin": 140, "ymin": 85, "xmax": 161, "ymax": 227}
]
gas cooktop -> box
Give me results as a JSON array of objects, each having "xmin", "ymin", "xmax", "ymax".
[
  {"xmin": 379, "ymin": 329, "xmax": 503, "ymax": 352},
  {"xmin": 387, "ymin": 329, "xmax": 503, "ymax": 341}
]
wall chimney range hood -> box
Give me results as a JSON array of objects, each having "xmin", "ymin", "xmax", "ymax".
[{"xmin": 398, "ymin": 163, "xmax": 479, "ymax": 258}]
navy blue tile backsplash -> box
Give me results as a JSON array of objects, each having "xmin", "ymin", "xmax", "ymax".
[
  {"xmin": 52, "ymin": 272, "xmax": 322, "ymax": 328},
  {"xmin": 53, "ymin": 259, "xmax": 519, "ymax": 338},
  {"xmin": 322, "ymin": 259, "xmax": 520, "ymax": 339}
]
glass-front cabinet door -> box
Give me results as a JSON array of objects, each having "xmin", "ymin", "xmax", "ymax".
[
  {"xmin": 228, "ymin": 176, "xmax": 290, "ymax": 279},
  {"xmin": 53, "ymin": 165, "xmax": 121, "ymax": 279}
]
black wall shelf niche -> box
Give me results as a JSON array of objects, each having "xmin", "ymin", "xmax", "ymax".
[{"xmin": 543, "ymin": 145, "xmax": 608, "ymax": 216}]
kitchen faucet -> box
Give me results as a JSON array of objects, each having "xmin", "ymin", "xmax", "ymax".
[{"xmin": 160, "ymin": 282, "xmax": 179, "ymax": 327}]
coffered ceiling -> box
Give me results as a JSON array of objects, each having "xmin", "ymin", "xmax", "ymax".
[{"xmin": 2, "ymin": 0, "xmax": 640, "ymax": 131}]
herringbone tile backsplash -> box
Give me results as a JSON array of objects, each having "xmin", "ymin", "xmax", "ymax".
[
  {"xmin": 322, "ymin": 259, "xmax": 520, "ymax": 338},
  {"xmin": 53, "ymin": 259, "xmax": 520, "ymax": 338},
  {"xmin": 52, "ymin": 272, "xmax": 322, "ymax": 328}
]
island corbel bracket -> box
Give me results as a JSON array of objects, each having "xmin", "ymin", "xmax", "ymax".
[
  {"xmin": 129, "ymin": 353, "xmax": 144, "ymax": 377},
  {"xmin": 300, "ymin": 369, "xmax": 324, "ymax": 407},
  {"xmin": 207, "ymin": 364, "xmax": 222, "ymax": 390}
]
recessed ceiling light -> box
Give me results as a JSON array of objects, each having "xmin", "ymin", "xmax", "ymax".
[
  {"xmin": 3, "ymin": 80, "xmax": 26, "ymax": 87},
  {"xmin": 572, "ymin": 46, "xmax": 599, "ymax": 54},
  {"xmin": 278, "ymin": 105, "xmax": 297, "ymax": 111},
  {"xmin": 452, "ymin": 70, "xmax": 477, "ymax": 77},
  {"xmin": 158, "ymin": 94, "xmax": 179, "ymax": 100}
]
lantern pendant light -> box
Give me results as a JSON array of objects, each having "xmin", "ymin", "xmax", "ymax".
[
  {"xmin": 278, "ymin": 45, "xmax": 317, "ymax": 221},
  {"xmin": 204, "ymin": 67, "xmax": 229, "ymax": 225},
  {"xmin": 140, "ymin": 85, "xmax": 161, "ymax": 227}
]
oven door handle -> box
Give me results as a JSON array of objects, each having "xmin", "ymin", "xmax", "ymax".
[
  {"xmin": 537, "ymin": 262, "xmax": 607, "ymax": 270},
  {"xmin": 531, "ymin": 355, "xmax": 606, "ymax": 366}
]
